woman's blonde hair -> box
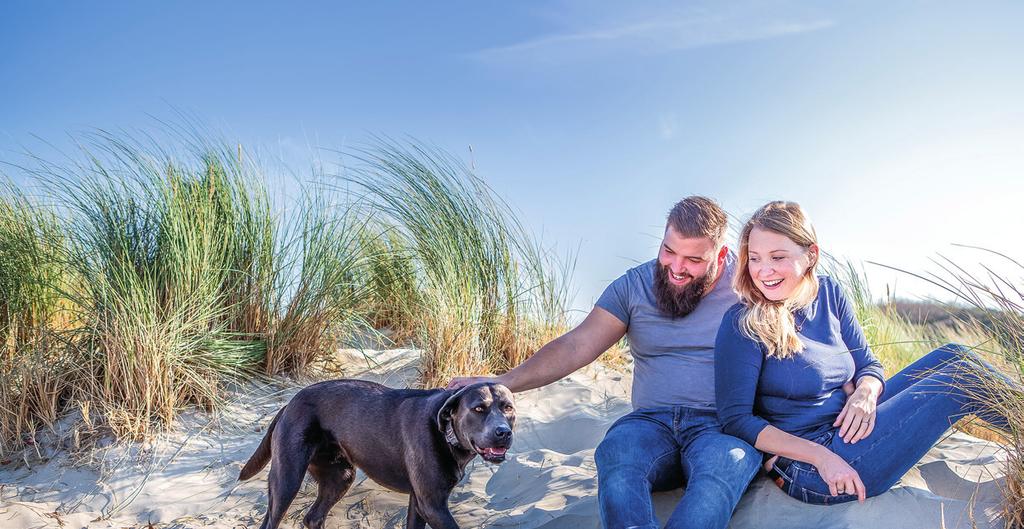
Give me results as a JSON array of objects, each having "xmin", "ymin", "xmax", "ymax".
[{"xmin": 733, "ymin": 201, "xmax": 820, "ymax": 359}]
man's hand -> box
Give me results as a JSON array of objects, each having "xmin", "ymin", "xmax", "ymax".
[{"xmin": 447, "ymin": 376, "xmax": 500, "ymax": 390}]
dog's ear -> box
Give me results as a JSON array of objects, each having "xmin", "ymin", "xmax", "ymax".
[{"xmin": 436, "ymin": 384, "xmax": 477, "ymax": 433}]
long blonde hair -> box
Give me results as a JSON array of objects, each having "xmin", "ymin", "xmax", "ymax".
[{"xmin": 733, "ymin": 201, "xmax": 820, "ymax": 359}]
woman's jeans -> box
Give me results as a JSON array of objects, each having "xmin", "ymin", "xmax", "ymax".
[
  {"xmin": 595, "ymin": 406, "xmax": 760, "ymax": 529},
  {"xmin": 771, "ymin": 343, "xmax": 1012, "ymax": 505}
]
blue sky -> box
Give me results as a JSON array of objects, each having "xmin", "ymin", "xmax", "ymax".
[{"xmin": 3, "ymin": 1, "xmax": 1023, "ymax": 313}]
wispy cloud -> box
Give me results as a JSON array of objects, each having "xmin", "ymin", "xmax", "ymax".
[{"xmin": 472, "ymin": 6, "xmax": 834, "ymax": 65}]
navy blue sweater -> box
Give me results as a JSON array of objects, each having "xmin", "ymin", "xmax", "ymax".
[{"xmin": 715, "ymin": 276, "xmax": 886, "ymax": 446}]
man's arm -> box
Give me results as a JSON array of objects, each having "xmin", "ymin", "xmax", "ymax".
[{"xmin": 447, "ymin": 306, "xmax": 627, "ymax": 392}]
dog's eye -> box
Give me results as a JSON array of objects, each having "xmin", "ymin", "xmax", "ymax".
[
  {"xmin": 503, "ymin": 405, "xmax": 514, "ymax": 413},
  {"xmin": 473, "ymin": 406, "xmax": 485, "ymax": 413}
]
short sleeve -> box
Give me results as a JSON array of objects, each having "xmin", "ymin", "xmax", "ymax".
[{"xmin": 595, "ymin": 272, "xmax": 632, "ymax": 326}]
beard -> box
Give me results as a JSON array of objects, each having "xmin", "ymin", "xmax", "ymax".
[{"xmin": 653, "ymin": 260, "xmax": 718, "ymax": 319}]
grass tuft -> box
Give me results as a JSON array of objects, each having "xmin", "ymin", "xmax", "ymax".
[{"xmin": 340, "ymin": 139, "xmax": 571, "ymax": 386}]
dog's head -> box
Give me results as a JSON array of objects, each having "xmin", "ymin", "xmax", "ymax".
[{"xmin": 436, "ymin": 383, "xmax": 516, "ymax": 463}]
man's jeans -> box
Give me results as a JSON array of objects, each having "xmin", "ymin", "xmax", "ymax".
[
  {"xmin": 595, "ymin": 406, "xmax": 760, "ymax": 529},
  {"xmin": 771, "ymin": 344, "xmax": 1013, "ymax": 505}
]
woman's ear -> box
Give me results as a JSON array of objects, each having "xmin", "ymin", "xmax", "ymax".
[{"xmin": 807, "ymin": 243, "xmax": 820, "ymax": 270}]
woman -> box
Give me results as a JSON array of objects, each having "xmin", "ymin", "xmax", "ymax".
[{"xmin": 715, "ymin": 200, "xmax": 1011, "ymax": 505}]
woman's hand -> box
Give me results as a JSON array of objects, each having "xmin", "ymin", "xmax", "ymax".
[
  {"xmin": 834, "ymin": 379, "xmax": 880, "ymax": 444},
  {"xmin": 814, "ymin": 449, "xmax": 867, "ymax": 502}
]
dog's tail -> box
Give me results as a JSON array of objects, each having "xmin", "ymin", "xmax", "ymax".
[{"xmin": 239, "ymin": 407, "xmax": 284, "ymax": 481}]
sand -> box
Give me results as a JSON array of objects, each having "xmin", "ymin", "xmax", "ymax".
[{"xmin": 0, "ymin": 348, "xmax": 1010, "ymax": 529}]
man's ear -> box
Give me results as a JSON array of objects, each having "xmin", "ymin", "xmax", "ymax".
[
  {"xmin": 717, "ymin": 245, "xmax": 729, "ymax": 266},
  {"xmin": 436, "ymin": 384, "xmax": 476, "ymax": 432}
]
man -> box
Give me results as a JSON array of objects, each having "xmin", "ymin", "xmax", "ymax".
[{"xmin": 448, "ymin": 196, "xmax": 759, "ymax": 529}]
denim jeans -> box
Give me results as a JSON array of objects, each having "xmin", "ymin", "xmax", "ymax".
[
  {"xmin": 595, "ymin": 406, "xmax": 760, "ymax": 529},
  {"xmin": 771, "ymin": 344, "xmax": 1012, "ymax": 505}
]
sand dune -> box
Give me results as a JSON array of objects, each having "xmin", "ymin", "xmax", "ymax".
[{"xmin": 0, "ymin": 348, "xmax": 1009, "ymax": 528}]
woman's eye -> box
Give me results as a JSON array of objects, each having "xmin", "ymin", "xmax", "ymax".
[{"xmin": 772, "ymin": 256, "xmax": 784, "ymax": 261}]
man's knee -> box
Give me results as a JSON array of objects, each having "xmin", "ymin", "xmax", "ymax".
[{"xmin": 722, "ymin": 442, "xmax": 760, "ymax": 483}]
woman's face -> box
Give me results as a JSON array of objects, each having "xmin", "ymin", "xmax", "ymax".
[{"xmin": 746, "ymin": 227, "xmax": 816, "ymax": 302}]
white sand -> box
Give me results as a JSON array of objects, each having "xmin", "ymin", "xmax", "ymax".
[{"xmin": 0, "ymin": 348, "xmax": 1010, "ymax": 529}]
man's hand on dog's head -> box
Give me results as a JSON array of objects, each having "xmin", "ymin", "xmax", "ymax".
[{"xmin": 446, "ymin": 376, "xmax": 498, "ymax": 390}]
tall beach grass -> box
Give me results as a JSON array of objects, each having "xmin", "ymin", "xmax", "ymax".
[
  {"xmin": 341, "ymin": 140, "xmax": 571, "ymax": 387},
  {"xmin": 0, "ymin": 179, "xmax": 77, "ymax": 455},
  {"xmin": 0, "ymin": 131, "xmax": 572, "ymax": 451},
  {"xmin": 1, "ymin": 131, "xmax": 373, "ymax": 448}
]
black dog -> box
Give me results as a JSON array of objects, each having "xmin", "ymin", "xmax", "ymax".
[{"xmin": 238, "ymin": 380, "xmax": 516, "ymax": 529}]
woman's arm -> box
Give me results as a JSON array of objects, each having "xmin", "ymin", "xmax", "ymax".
[
  {"xmin": 715, "ymin": 306, "xmax": 772, "ymax": 445},
  {"xmin": 756, "ymin": 425, "xmax": 867, "ymax": 502}
]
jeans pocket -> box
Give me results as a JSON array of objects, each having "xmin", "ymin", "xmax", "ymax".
[{"xmin": 769, "ymin": 457, "xmax": 798, "ymax": 496}]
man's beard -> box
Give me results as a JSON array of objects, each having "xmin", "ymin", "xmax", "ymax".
[{"xmin": 653, "ymin": 260, "xmax": 718, "ymax": 319}]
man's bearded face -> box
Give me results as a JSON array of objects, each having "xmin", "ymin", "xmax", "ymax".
[
  {"xmin": 654, "ymin": 227, "xmax": 722, "ymax": 319},
  {"xmin": 654, "ymin": 257, "xmax": 718, "ymax": 318}
]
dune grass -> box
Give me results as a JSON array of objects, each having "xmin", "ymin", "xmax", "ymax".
[
  {"xmin": 0, "ymin": 132, "xmax": 377, "ymax": 448},
  {"xmin": 0, "ymin": 132, "xmax": 571, "ymax": 451},
  {"xmin": 0, "ymin": 179, "xmax": 78, "ymax": 455},
  {"xmin": 43, "ymin": 135, "xmax": 277, "ymax": 438},
  {"xmin": 341, "ymin": 140, "xmax": 571, "ymax": 387}
]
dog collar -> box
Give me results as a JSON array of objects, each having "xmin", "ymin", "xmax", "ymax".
[{"xmin": 445, "ymin": 422, "xmax": 466, "ymax": 450}]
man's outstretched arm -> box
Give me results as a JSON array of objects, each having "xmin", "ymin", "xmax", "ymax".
[{"xmin": 447, "ymin": 306, "xmax": 627, "ymax": 392}]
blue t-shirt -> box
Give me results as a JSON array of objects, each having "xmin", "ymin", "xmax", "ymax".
[
  {"xmin": 714, "ymin": 276, "xmax": 886, "ymax": 446},
  {"xmin": 596, "ymin": 255, "xmax": 738, "ymax": 410}
]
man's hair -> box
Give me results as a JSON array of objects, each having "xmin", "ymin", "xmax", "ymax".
[{"xmin": 666, "ymin": 196, "xmax": 728, "ymax": 247}]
